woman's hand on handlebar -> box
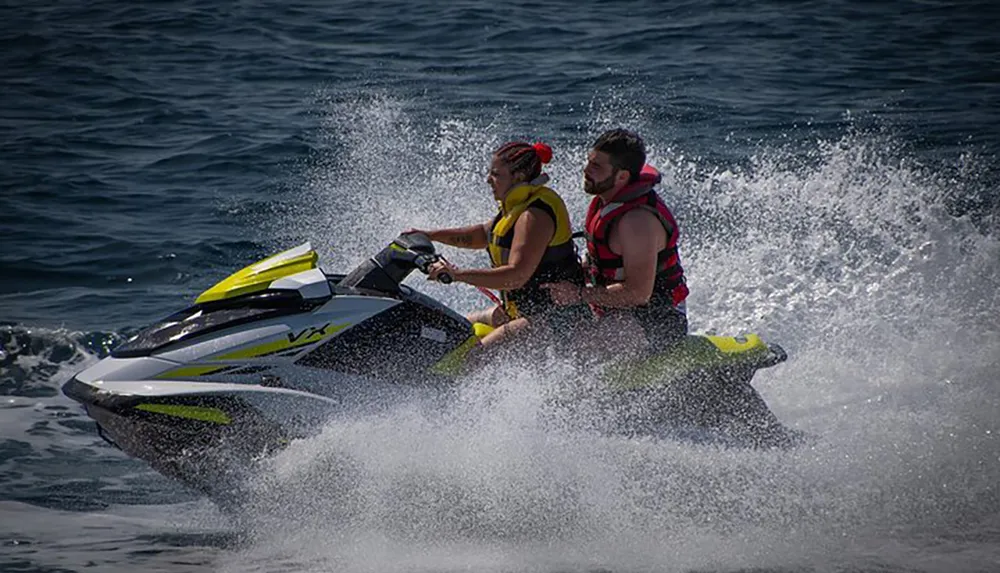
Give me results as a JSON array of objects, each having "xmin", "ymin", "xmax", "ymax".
[{"xmin": 427, "ymin": 260, "xmax": 457, "ymax": 284}]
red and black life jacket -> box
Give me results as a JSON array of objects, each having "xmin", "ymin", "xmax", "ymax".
[{"xmin": 584, "ymin": 164, "xmax": 689, "ymax": 308}]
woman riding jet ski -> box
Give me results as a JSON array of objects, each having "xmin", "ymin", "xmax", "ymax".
[{"xmin": 62, "ymin": 233, "xmax": 802, "ymax": 504}]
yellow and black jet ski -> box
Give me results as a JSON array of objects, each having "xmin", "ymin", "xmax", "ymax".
[{"xmin": 62, "ymin": 233, "xmax": 800, "ymax": 504}]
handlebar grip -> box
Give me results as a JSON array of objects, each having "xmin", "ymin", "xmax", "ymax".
[{"xmin": 437, "ymin": 272, "xmax": 453, "ymax": 284}]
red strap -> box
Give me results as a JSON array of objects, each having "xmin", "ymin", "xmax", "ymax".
[{"xmin": 438, "ymin": 256, "xmax": 507, "ymax": 311}]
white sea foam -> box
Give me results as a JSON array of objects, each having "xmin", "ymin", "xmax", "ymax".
[{"xmin": 226, "ymin": 97, "xmax": 1000, "ymax": 572}]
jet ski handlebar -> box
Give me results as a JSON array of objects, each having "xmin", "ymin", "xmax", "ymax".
[
  {"xmin": 412, "ymin": 253, "xmax": 452, "ymax": 284},
  {"xmin": 396, "ymin": 232, "xmax": 453, "ymax": 284},
  {"xmin": 339, "ymin": 233, "xmax": 452, "ymax": 292}
]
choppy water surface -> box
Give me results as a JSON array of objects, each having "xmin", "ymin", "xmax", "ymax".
[{"xmin": 2, "ymin": 1, "xmax": 998, "ymax": 571}]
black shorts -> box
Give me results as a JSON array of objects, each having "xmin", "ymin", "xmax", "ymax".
[
  {"xmin": 603, "ymin": 302, "xmax": 688, "ymax": 348},
  {"xmin": 529, "ymin": 303, "xmax": 593, "ymax": 333}
]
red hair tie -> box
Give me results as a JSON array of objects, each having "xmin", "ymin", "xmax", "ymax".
[{"xmin": 532, "ymin": 142, "xmax": 553, "ymax": 164}]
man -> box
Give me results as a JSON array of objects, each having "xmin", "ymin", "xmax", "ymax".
[{"xmin": 543, "ymin": 128, "xmax": 689, "ymax": 351}]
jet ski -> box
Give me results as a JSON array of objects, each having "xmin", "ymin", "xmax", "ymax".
[{"xmin": 62, "ymin": 233, "xmax": 801, "ymax": 503}]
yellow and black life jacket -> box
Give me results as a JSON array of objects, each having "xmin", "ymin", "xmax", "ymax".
[{"xmin": 485, "ymin": 174, "xmax": 581, "ymax": 318}]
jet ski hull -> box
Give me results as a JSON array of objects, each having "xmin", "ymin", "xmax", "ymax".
[
  {"xmin": 62, "ymin": 376, "xmax": 309, "ymax": 502},
  {"xmin": 62, "ymin": 369, "xmax": 456, "ymax": 502},
  {"xmin": 61, "ymin": 235, "xmax": 804, "ymax": 505},
  {"xmin": 600, "ymin": 336, "xmax": 801, "ymax": 448},
  {"xmin": 609, "ymin": 365, "xmax": 804, "ymax": 449}
]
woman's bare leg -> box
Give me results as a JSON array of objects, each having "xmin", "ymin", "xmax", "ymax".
[
  {"xmin": 461, "ymin": 316, "xmax": 534, "ymax": 371},
  {"xmin": 466, "ymin": 305, "xmax": 508, "ymax": 328},
  {"xmin": 477, "ymin": 317, "xmax": 530, "ymax": 347}
]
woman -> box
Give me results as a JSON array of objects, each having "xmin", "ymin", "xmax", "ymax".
[{"xmin": 409, "ymin": 141, "xmax": 583, "ymax": 347}]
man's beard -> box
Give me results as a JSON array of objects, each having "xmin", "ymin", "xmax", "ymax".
[{"xmin": 584, "ymin": 172, "xmax": 617, "ymax": 195}]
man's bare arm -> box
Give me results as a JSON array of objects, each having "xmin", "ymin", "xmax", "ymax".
[{"xmin": 581, "ymin": 209, "xmax": 663, "ymax": 308}]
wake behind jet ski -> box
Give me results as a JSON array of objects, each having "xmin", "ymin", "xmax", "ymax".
[{"xmin": 62, "ymin": 233, "xmax": 801, "ymax": 504}]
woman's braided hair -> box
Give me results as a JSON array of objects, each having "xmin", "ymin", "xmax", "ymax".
[{"xmin": 494, "ymin": 141, "xmax": 553, "ymax": 182}]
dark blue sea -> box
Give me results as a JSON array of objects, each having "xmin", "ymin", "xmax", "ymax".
[{"xmin": 2, "ymin": 1, "xmax": 999, "ymax": 571}]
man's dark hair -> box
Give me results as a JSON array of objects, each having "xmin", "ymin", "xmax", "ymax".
[{"xmin": 592, "ymin": 128, "xmax": 646, "ymax": 183}]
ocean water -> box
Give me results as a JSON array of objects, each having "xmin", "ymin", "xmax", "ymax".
[{"xmin": 2, "ymin": 1, "xmax": 999, "ymax": 572}]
